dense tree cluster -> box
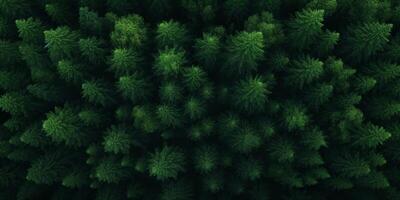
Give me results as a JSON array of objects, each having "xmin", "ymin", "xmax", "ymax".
[{"xmin": 1, "ymin": 0, "xmax": 400, "ymax": 199}]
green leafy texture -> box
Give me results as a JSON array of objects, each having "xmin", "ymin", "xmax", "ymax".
[
  {"xmin": 110, "ymin": 15, "xmax": 147, "ymax": 48},
  {"xmin": 26, "ymin": 152, "xmax": 67, "ymax": 184},
  {"xmin": 156, "ymin": 105, "xmax": 182, "ymax": 128},
  {"xmin": 82, "ymin": 80, "xmax": 115, "ymax": 106},
  {"xmin": 42, "ymin": 105, "xmax": 87, "ymax": 146},
  {"xmin": 20, "ymin": 122, "xmax": 51, "ymax": 147},
  {"xmin": 285, "ymin": 56, "xmax": 324, "ymax": 89},
  {"xmin": 27, "ymin": 83, "xmax": 68, "ymax": 103},
  {"xmin": 184, "ymin": 97, "xmax": 206, "ymax": 120},
  {"xmin": 95, "ymin": 158, "xmax": 128, "ymax": 183},
  {"xmin": 148, "ymin": 146, "xmax": 186, "ymax": 180},
  {"xmin": 224, "ymin": 0, "xmax": 250, "ymax": 21},
  {"xmin": 79, "ymin": 7, "xmax": 103, "ymax": 35},
  {"xmin": 79, "ymin": 37, "xmax": 106, "ymax": 64},
  {"xmin": 15, "ymin": 17, "xmax": 44, "ymax": 44},
  {"xmin": 0, "ymin": 92, "xmax": 35, "ymax": 116},
  {"xmin": 237, "ymin": 157, "xmax": 263, "ymax": 181},
  {"xmin": 194, "ymin": 33, "xmax": 221, "ymax": 68},
  {"xmin": 343, "ymin": 22, "xmax": 393, "ymax": 60},
  {"xmin": 229, "ymin": 126, "xmax": 262, "ymax": 153},
  {"xmin": 233, "ymin": 76, "xmax": 270, "ymax": 112},
  {"xmin": 314, "ymin": 30, "xmax": 339, "ymax": 56},
  {"xmin": 182, "ymin": 66, "xmax": 207, "ymax": 91},
  {"xmin": 281, "ymin": 103, "xmax": 309, "ymax": 131},
  {"xmin": 306, "ymin": 0, "xmax": 337, "ymax": 16},
  {"xmin": 154, "ymin": 48, "xmax": 186, "ymax": 78},
  {"xmin": 224, "ymin": 31, "xmax": 265, "ymax": 75},
  {"xmin": 109, "ymin": 48, "xmax": 141, "ymax": 76},
  {"xmin": 366, "ymin": 63, "xmax": 400, "ymax": 85},
  {"xmin": 159, "ymin": 82, "xmax": 183, "ymax": 104},
  {"xmin": 201, "ymin": 173, "xmax": 224, "ymax": 193},
  {"xmin": 117, "ymin": 74, "xmax": 152, "ymax": 103},
  {"xmin": 245, "ymin": 12, "xmax": 284, "ymax": 48},
  {"xmin": 79, "ymin": 107, "xmax": 107, "ymax": 127},
  {"xmin": 103, "ymin": 125, "xmax": 132, "ymax": 154},
  {"xmin": 356, "ymin": 171, "xmax": 390, "ymax": 189},
  {"xmin": 268, "ymin": 138, "xmax": 295, "ymax": 163},
  {"xmin": 45, "ymin": 2, "xmax": 75, "ymax": 25},
  {"xmin": 160, "ymin": 180, "xmax": 193, "ymax": 200},
  {"xmin": 0, "ymin": 40, "xmax": 22, "ymax": 66},
  {"xmin": 300, "ymin": 127, "xmax": 327, "ymax": 150},
  {"xmin": 132, "ymin": 105, "xmax": 159, "ymax": 133},
  {"xmin": 305, "ymin": 83, "xmax": 333, "ymax": 108},
  {"xmin": 44, "ymin": 26, "xmax": 79, "ymax": 62},
  {"xmin": 0, "ymin": 69, "xmax": 29, "ymax": 91},
  {"xmin": 156, "ymin": 20, "xmax": 189, "ymax": 48},
  {"xmin": 62, "ymin": 172, "xmax": 89, "ymax": 188},
  {"xmin": 367, "ymin": 98, "xmax": 400, "ymax": 120},
  {"xmin": 332, "ymin": 154, "xmax": 371, "ymax": 178},
  {"xmin": 287, "ymin": 9, "xmax": 324, "ymax": 49},
  {"xmin": 352, "ymin": 75, "xmax": 376, "ymax": 94},
  {"xmin": 194, "ymin": 145, "xmax": 218, "ymax": 174},
  {"xmin": 352, "ymin": 123, "xmax": 391, "ymax": 148}
]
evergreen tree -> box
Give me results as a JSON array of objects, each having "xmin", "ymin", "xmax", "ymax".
[{"xmin": 148, "ymin": 146, "xmax": 186, "ymax": 180}]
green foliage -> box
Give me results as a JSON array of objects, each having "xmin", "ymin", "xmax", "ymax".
[
  {"xmin": 224, "ymin": 31, "xmax": 264, "ymax": 74},
  {"xmin": 233, "ymin": 76, "xmax": 270, "ymax": 112},
  {"xmin": 95, "ymin": 158, "xmax": 128, "ymax": 183},
  {"xmin": 229, "ymin": 126, "xmax": 262, "ymax": 153},
  {"xmin": 82, "ymin": 80, "xmax": 115, "ymax": 106},
  {"xmin": 148, "ymin": 146, "xmax": 185, "ymax": 180},
  {"xmin": 343, "ymin": 22, "xmax": 393, "ymax": 60},
  {"xmin": 42, "ymin": 105, "xmax": 87, "ymax": 146},
  {"xmin": 110, "ymin": 15, "xmax": 147, "ymax": 48},
  {"xmin": 285, "ymin": 56, "xmax": 324, "ymax": 89},
  {"xmin": 26, "ymin": 152, "xmax": 67, "ymax": 184},
  {"xmin": 194, "ymin": 33, "xmax": 221, "ymax": 68},
  {"xmin": 103, "ymin": 125, "xmax": 132, "ymax": 154},
  {"xmin": 287, "ymin": 9, "xmax": 325, "ymax": 49},
  {"xmin": 156, "ymin": 20, "xmax": 189, "ymax": 48},
  {"xmin": 109, "ymin": 48, "xmax": 141, "ymax": 76},
  {"xmin": 44, "ymin": 27, "xmax": 79, "ymax": 61},
  {"xmin": 117, "ymin": 74, "xmax": 152, "ymax": 103},
  {"xmin": 15, "ymin": 18, "xmax": 44, "ymax": 43},
  {"xmin": 0, "ymin": 92, "xmax": 35, "ymax": 116},
  {"xmin": 160, "ymin": 180, "xmax": 193, "ymax": 200},
  {"xmin": 154, "ymin": 48, "xmax": 186, "ymax": 78},
  {"xmin": 79, "ymin": 37, "xmax": 106, "ymax": 64},
  {"xmin": 2, "ymin": 1, "xmax": 400, "ymax": 199},
  {"xmin": 194, "ymin": 145, "xmax": 218, "ymax": 173}
]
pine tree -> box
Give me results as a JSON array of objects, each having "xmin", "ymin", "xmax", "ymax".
[
  {"xmin": 44, "ymin": 27, "xmax": 79, "ymax": 62},
  {"xmin": 95, "ymin": 157, "xmax": 129, "ymax": 183},
  {"xmin": 117, "ymin": 74, "xmax": 152, "ymax": 103},
  {"xmin": 148, "ymin": 146, "xmax": 186, "ymax": 180},
  {"xmin": 287, "ymin": 9, "xmax": 325, "ymax": 50},
  {"xmin": 109, "ymin": 48, "xmax": 141, "ymax": 76},
  {"xmin": 15, "ymin": 18, "xmax": 44, "ymax": 44},
  {"xmin": 343, "ymin": 22, "xmax": 393, "ymax": 60},
  {"xmin": 103, "ymin": 125, "xmax": 133, "ymax": 154},
  {"xmin": 233, "ymin": 76, "xmax": 270, "ymax": 112},
  {"xmin": 285, "ymin": 56, "xmax": 324, "ymax": 89},
  {"xmin": 82, "ymin": 80, "xmax": 116, "ymax": 106},
  {"xmin": 156, "ymin": 20, "xmax": 189, "ymax": 48},
  {"xmin": 110, "ymin": 15, "xmax": 147, "ymax": 48},
  {"xmin": 42, "ymin": 105, "xmax": 87, "ymax": 146},
  {"xmin": 224, "ymin": 31, "xmax": 265, "ymax": 75},
  {"xmin": 194, "ymin": 145, "xmax": 218, "ymax": 174},
  {"xmin": 26, "ymin": 151, "xmax": 68, "ymax": 184},
  {"xmin": 194, "ymin": 33, "xmax": 221, "ymax": 68},
  {"xmin": 154, "ymin": 48, "xmax": 186, "ymax": 78}
]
